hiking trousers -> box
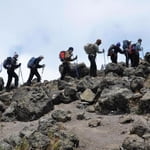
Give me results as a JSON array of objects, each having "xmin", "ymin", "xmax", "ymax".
[
  {"xmin": 6, "ymin": 69, "xmax": 19, "ymax": 90},
  {"xmin": 27, "ymin": 68, "xmax": 41, "ymax": 85},
  {"xmin": 110, "ymin": 53, "xmax": 117, "ymax": 64},
  {"xmin": 60, "ymin": 62, "xmax": 70, "ymax": 80},
  {"xmin": 88, "ymin": 54, "xmax": 97, "ymax": 77}
]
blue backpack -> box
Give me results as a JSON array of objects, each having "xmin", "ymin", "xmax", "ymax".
[
  {"xmin": 27, "ymin": 57, "xmax": 36, "ymax": 68},
  {"xmin": 3, "ymin": 57, "xmax": 12, "ymax": 69}
]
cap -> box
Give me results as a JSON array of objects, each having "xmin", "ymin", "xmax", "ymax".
[
  {"xmin": 138, "ymin": 38, "xmax": 142, "ymax": 42},
  {"xmin": 68, "ymin": 47, "xmax": 74, "ymax": 51},
  {"xmin": 13, "ymin": 52, "xmax": 19, "ymax": 58},
  {"xmin": 116, "ymin": 42, "xmax": 121, "ymax": 47}
]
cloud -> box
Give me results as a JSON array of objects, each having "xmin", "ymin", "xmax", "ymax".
[{"xmin": 0, "ymin": 0, "xmax": 150, "ymax": 84}]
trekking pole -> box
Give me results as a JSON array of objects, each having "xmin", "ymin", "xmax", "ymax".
[
  {"xmin": 103, "ymin": 49, "xmax": 106, "ymax": 68},
  {"xmin": 75, "ymin": 58, "xmax": 80, "ymax": 79},
  {"xmin": 19, "ymin": 67, "xmax": 24, "ymax": 84},
  {"xmin": 142, "ymin": 48, "xmax": 144, "ymax": 59},
  {"xmin": 41, "ymin": 66, "xmax": 45, "ymax": 80},
  {"xmin": 0, "ymin": 62, "xmax": 2, "ymax": 73}
]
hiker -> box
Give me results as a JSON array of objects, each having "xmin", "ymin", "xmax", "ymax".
[
  {"xmin": 107, "ymin": 42, "xmax": 124, "ymax": 64},
  {"xmin": 59, "ymin": 47, "xmax": 77, "ymax": 80},
  {"xmin": 134, "ymin": 38, "xmax": 143, "ymax": 67},
  {"xmin": 4, "ymin": 52, "xmax": 21, "ymax": 91},
  {"xmin": 128, "ymin": 39, "xmax": 143, "ymax": 67},
  {"xmin": 122, "ymin": 40, "xmax": 132, "ymax": 67},
  {"xmin": 84, "ymin": 39, "xmax": 104, "ymax": 77},
  {"xmin": 26, "ymin": 56, "xmax": 45, "ymax": 85}
]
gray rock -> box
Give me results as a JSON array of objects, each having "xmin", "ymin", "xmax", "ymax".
[
  {"xmin": 130, "ymin": 118, "xmax": 150, "ymax": 137},
  {"xmin": 144, "ymin": 52, "xmax": 150, "ymax": 63},
  {"xmin": 96, "ymin": 87, "xmax": 132, "ymax": 114},
  {"xmin": 130, "ymin": 77, "xmax": 145, "ymax": 92},
  {"xmin": 80, "ymin": 89, "xmax": 95, "ymax": 103},
  {"xmin": 28, "ymin": 131, "xmax": 50, "ymax": 150},
  {"xmin": 105, "ymin": 63, "xmax": 124, "ymax": 76},
  {"xmin": 88, "ymin": 119, "xmax": 101, "ymax": 128},
  {"xmin": 0, "ymin": 77, "xmax": 4, "ymax": 91},
  {"xmin": 139, "ymin": 91, "xmax": 150, "ymax": 113},
  {"xmin": 76, "ymin": 112, "xmax": 85, "ymax": 120},
  {"xmin": 0, "ymin": 141, "xmax": 12, "ymax": 150},
  {"xmin": 51, "ymin": 109, "xmax": 71, "ymax": 122},
  {"xmin": 2, "ymin": 86, "xmax": 54, "ymax": 121},
  {"xmin": 122, "ymin": 135, "xmax": 145, "ymax": 150},
  {"xmin": 119, "ymin": 115, "xmax": 134, "ymax": 124}
]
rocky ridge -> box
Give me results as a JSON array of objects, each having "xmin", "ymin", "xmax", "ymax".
[{"xmin": 0, "ymin": 52, "xmax": 150, "ymax": 149}]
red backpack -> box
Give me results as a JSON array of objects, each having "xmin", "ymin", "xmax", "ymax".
[{"xmin": 59, "ymin": 51, "xmax": 66, "ymax": 61}]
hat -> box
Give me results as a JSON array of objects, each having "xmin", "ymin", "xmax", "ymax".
[
  {"xmin": 116, "ymin": 42, "xmax": 121, "ymax": 47},
  {"xmin": 138, "ymin": 38, "xmax": 142, "ymax": 42},
  {"xmin": 68, "ymin": 47, "xmax": 74, "ymax": 51},
  {"xmin": 13, "ymin": 52, "xmax": 19, "ymax": 58}
]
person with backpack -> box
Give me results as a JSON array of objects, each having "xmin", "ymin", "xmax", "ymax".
[
  {"xmin": 26, "ymin": 56, "xmax": 45, "ymax": 85},
  {"xmin": 128, "ymin": 39, "xmax": 143, "ymax": 67},
  {"xmin": 122, "ymin": 40, "xmax": 132, "ymax": 67},
  {"xmin": 134, "ymin": 38, "xmax": 143, "ymax": 67},
  {"xmin": 107, "ymin": 42, "xmax": 124, "ymax": 64},
  {"xmin": 59, "ymin": 47, "xmax": 77, "ymax": 80},
  {"xmin": 4, "ymin": 52, "xmax": 21, "ymax": 91},
  {"xmin": 84, "ymin": 39, "xmax": 104, "ymax": 77}
]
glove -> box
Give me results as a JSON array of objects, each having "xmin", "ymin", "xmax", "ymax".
[
  {"xmin": 42, "ymin": 64, "xmax": 45, "ymax": 68},
  {"xmin": 102, "ymin": 49, "xmax": 105, "ymax": 53},
  {"xmin": 18, "ymin": 63, "xmax": 21, "ymax": 67},
  {"xmin": 75, "ymin": 55, "xmax": 78, "ymax": 59}
]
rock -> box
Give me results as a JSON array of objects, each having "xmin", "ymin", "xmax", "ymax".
[
  {"xmin": 86, "ymin": 105, "xmax": 95, "ymax": 113},
  {"xmin": 144, "ymin": 52, "xmax": 150, "ymax": 63},
  {"xmin": 51, "ymin": 110, "xmax": 71, "ymax": 122},
  {"xmin": 0, "ymin": 141, "xmax": 12, "ymax": 150},
  {"xmin": 139, "ymin": 91, "xmax": 150, "ymax": 113},
  {"xmin": 88, "ymin": 119, "xmax": 101, "ymax": 128},
  {"xmin": 119, "ymin": 115, "xmax": 134, "ymax": 124},
  {"xmin": 1, "ymin": 86, "xmax": 54, "ymax": 121},
  {"xmin": 130, "ymin": 118, "xmax": 150, "ymax": 137},
  {"xmin": 96, "ymin": 87, "xmax": 132, "ymax": 114},
  {"xmin": 59, "ymin": 62, "xmax": 89, "ymax": 78},
  {"xmin": 28, "ymin": 131, "xmax": 50, "ymax": 150},
  {"xmin": 0, "ymin": 77, "xmax": 4, "ymax": 91},
  {"xmin": 122, "ymin": 135, "xmax": 145, "ymax": 150},
  {"xmin": 105, "ymin": 63, "xmax": 124, "ymax": 76},
  {"xmin": 76, "ymin": 112, "xmax": 85, "ymax": 120},
  {"xmin": 0, "ymin": 101, "xmax": 6, "ymax": 112},
  {"xmin": 80, "ymin": 89, "xmax": 95, "ymax": 103},
  {"xmin": 130, "ymin": 77, "xmax": 145, "ymax": 92},
  {"xmin": 0, "ymin": 92, "xmax": 13, "ymax": 105}
]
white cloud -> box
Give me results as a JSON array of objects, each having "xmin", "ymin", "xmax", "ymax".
[{"xmin": 0, "ymin": 0, "xmax": 150, "ymax": 85}]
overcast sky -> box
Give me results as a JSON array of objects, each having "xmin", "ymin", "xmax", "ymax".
[{"xmin": 0, "ymin": 0, "xmax": 150, "ymax": 84}]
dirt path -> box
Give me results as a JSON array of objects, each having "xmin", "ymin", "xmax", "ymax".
[{"xmin": 0, "ymin": 101, "xmax": 141, "ymax": 150}]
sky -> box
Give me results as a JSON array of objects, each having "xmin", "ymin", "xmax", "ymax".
[{"xmin": 0, "ymin": 0, "xmax": 150, "ymax": 85}]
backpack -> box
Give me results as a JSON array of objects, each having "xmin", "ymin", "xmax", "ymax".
[
  {"xmin": 107, "ymin": 45, "xmax": 115, "ymax": 56},
  {"xmin": 3, "ymin": 57, "xmax": 12, "ymax": 69},
  {"xmin": 27, "ymin": 57, "xmax": 36, "ymax": 68},
  {"xmin": 84, "ymin": 43, "xmax": 98, "ymax": 54},
  {"xmin": 128, "ymin": 44, "xmax": 136, "ymax": 54},
  {"xmin": 123, "ymin": 40, "xmax": 129, "ymax": 49},
  {"xmin": 59, "ymin": 51, "xmax": 66, "ymax": 61}
]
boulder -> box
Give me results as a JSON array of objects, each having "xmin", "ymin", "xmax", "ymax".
[
  {"xmin": 1, "ymin": 86, "xmax": 54, "ymax": 121},
  {"xmin": 139, "ymin": 91, "xmax": 150, "ymax": 113},
  {"xmin": 96, "ymin": 87, "xmax": 132, "ymax": 114},
  {"xmin": 0, "ymin": 77, "xmax": 4, "ymax": 91},
  {"xmin": 105, "ymin": 63, "xmax": 124, "ymax": 76},
  {"xmin": 122, "ymin": 135, "xmax": 145, "ymax": 150},
  {"xmin": 80, "ymin": 89, "xmax": 95, "ymax": 103},
  {"xmin": 51, "ymin": 109, "xmax": 71, "ymax": 122}
]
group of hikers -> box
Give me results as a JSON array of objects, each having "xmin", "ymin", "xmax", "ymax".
[{"xmin": 0, "ymin": 38, "xmax": 143, "ymax": 91}]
